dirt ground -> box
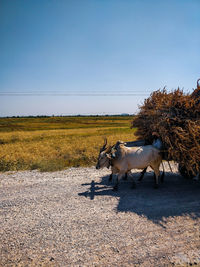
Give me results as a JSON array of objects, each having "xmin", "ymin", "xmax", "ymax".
[{"xmin": 0, "ymin": 163, "xmax": 200, "ymax": 266}]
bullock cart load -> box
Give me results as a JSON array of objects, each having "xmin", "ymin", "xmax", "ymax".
[{"xmin": 132, "ymin": 79, "xmax": 200, "ymax": 178}]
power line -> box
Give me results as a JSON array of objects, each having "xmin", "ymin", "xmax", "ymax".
[{"xmin": 0, "ymin": 91, "xmax": 152, "ymax": 96}]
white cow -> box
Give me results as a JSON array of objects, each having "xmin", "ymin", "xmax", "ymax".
[{"xmin": 96, "ymin": 141, "xmax": 163, "ymax": 190}]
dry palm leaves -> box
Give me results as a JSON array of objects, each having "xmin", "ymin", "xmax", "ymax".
[{"xmin": 132, "ymin": 80, "xmax": 200, "ymax": 176}]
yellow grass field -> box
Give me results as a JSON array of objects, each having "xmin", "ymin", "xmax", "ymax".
[{"xmin": 0, "ymin": 116, "xmax": 137, "ymax": 172}]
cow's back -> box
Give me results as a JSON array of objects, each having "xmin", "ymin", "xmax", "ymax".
[{"xmin": 125, "ymin": 145, "xmax": 160, "ymax": 169}]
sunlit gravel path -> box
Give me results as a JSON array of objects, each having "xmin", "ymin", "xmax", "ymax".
[{"xmin": 0, "ymin": 163, "xmax": 200, "ymax": 266}]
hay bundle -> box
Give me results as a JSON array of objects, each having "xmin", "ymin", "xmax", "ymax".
[{"xmin": 132, "ymin": 80, "xmax": 200, "ymax": 176}]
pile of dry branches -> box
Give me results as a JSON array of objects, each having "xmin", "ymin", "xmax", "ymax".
[{"xmin": 132, "ymin": 79, "xmax": 200, "ymax": 176}]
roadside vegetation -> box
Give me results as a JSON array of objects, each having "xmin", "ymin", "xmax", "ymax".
[{"xmin": 0, "ymin": 116, "xmax": 136, "ymax": 172}]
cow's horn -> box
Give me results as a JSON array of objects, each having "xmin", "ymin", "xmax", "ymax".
[{"xmin": 100, "ymin": 138, "xmax": 107, "ymax": 151}]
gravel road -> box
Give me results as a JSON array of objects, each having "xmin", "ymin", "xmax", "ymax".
[{"xmin": 0, "ymin": 163, "xmax": 200, "ymax": 266}]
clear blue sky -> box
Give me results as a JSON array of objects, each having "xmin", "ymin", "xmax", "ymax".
[{"xmin": 0, "ymin": 0, "xmax": 199, "ymax": 116}]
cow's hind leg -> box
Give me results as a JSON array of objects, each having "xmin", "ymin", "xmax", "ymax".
[
  {"xmin": 154, "ymin": 173, "xmax": 158, "ymax": 189},
  {"xmin": 138, "ymin": 167, "xmax": 147, "ymax": 181},
  {"xmin": 151, "ymin": 165, "xmax": 160, "ymax": 189}
]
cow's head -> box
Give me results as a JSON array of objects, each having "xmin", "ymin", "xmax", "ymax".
[{"xmin": 96, "ymin": 138, "xmax": 112, "ymax": 169}]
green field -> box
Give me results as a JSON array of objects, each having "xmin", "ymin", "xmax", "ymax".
[{"xmin": 0, "ymin": 116, "xmax": 137, "ymax": 172}]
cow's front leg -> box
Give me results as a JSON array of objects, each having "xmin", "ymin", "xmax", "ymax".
[
  {"xmin": 113, "ymin": 172, "xmax": 124, "ymax": 191},
  {"xmin": 153, "ymin": 168, "xmax": 160, "ymax": 189},
  {"xmin": 109, "ymin": 173, "xmax": 113, "ymax": 182}
]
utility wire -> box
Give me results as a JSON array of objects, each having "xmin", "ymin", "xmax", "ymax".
[{"xmin": 0, "ymin": 91, "xmax": 152, "ymax": 96}]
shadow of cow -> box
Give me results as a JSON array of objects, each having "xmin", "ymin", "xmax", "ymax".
[{"xmin": 78, "ymin": 171, "xmax": 200, "ymax": 225}]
